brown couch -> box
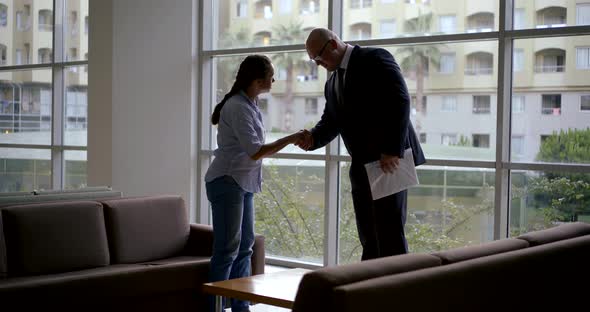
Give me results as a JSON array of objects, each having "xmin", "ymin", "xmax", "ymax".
[
  {"xmin": 0, "ymin": 195, "xmax": 265, "ymax": 311},
  {"xmin": 293, "ymin": 222, "xmax": 590, "ymax": 312}
]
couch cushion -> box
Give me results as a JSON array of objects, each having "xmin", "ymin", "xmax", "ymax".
[
  {"xmin": 291, "ymin": 253, "xmax": 441, "ymax": 312},
  {"xmin": 0, "ymin": 256, "xmax": 210, "ymax": 303},
  {"xmin": 2, "ymin": 201, "xmax": 110, "ymax": 277},
  {"xmin": 432, "ymin": 238, "xmax": 529, "ymax": 264},
  {"xmin": 101, "ymin": 195, "xmax": 190, "ymax": 264},
  {"xmin": 331, "ymin": 235, "xmax": 590, "ymax": 312},
  {"xmin": 517, "ymin": 222, "xmax": 590, "ymax": 246}
]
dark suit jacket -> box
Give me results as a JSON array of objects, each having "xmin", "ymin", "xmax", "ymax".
[{"xmin": 310, "ymin": 45, "xmax": 426, "ymax": 166}]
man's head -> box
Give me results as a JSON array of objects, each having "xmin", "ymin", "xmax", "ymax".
[{"xmin": 306, "ymin": 28, "xmax": 346, "ymax": 72}]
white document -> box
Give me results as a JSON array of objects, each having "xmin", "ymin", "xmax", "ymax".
[{"xmin": 364, "ymin": 148, "xmax": 419, "ymax": 200}]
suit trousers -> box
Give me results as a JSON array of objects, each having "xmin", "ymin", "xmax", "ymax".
[{"xmin": 349, "ymin": 162, "xmax": 409, "ymax": 260}]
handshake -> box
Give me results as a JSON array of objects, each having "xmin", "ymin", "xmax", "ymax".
[{"xmin": 288, "ymin": 129, "xmax": 314, "ymax": 151}]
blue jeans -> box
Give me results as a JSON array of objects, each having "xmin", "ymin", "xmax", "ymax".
[{"xmin": 206, "ymin": 175, "xmax": 255, "ymax": 312}]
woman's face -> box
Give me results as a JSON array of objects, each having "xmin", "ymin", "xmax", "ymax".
[{"xmin": 258, "ymin": 65, "xmax": 275, "ymax": 93}]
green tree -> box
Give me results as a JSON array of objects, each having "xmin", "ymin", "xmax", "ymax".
[
  {"xmin": 270, "ymin": 20, "xmax": 311, "ymax": 131},
  {"xmin": 216, "ymin": 28, "xmax": 253, "ymax": 101},
  {"xmin": 397, "ymin": 13, "xmax": 442, "ymax": 134},
  {"xmin": 511, "ymin": 128, "xmax": 590, "ymax": 235}
]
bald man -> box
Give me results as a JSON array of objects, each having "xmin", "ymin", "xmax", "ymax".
[{"xmin": 297, "ymin": 28, "xmax": 426, "ymax": 260}]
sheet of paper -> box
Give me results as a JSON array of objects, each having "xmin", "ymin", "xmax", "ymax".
[{"xmin": 364, "ymin": 148, "xmax": 419, "ymax": 200}]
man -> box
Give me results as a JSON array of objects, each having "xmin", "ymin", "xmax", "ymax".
[{"xmin": 297, "ymin": 28, "xmax": 426, "ymax": 260}]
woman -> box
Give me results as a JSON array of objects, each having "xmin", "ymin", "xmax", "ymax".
[{"xmin": 205, "ymin": 55, "xmax": 303, "ymax": 312}]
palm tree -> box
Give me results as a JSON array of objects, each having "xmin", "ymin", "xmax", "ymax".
[
  {"xmin": 216, "ymin": 28, "xmax": 253, "ymax": 101},
  {"xmin": 270, "ymin": 21, "xmax": 311, "ymax": 131},
  {"xmin": 397, "ymin": 12, "xmax": 442, "ymax": 134}
]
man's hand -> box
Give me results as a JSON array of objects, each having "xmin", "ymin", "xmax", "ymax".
[
  {"xmin": 380, "ymin": 154, "xmax": 400, "ymax": 174},
  {"xmin": 295, "ymin": 129, "xmax": 314, "ymax": 151}
]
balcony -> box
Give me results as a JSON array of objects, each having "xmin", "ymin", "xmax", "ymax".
[
  {"xmin": 534, "ymin": 65, "xmax": 565, "ymax": 73},
  {"xmin": 465, "ymin": 67, "xmax": 493, "ymax": 75}
]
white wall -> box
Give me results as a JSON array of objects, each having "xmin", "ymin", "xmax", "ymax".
[{"xmin": 88, "ymin": 0, "xmax": 197, "ymax": 214}]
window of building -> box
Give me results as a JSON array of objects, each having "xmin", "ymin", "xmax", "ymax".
[
  {"xmin": 578, "ymin": 3, "xmax": 590, "ymax": 25},
  {"xmin": 541, "ymin": 94, "xmax": 561, "ymax": 115},
  {"xmin": 300, "ymin": 0, "xmax": 319, "ymax": 15},
  {"xmin": 85, "ymin": 16, "xmax": 89, "ymax": 34},
  {"xmin": 380, "ymin": 19, "xmax": 396, "ymax": 38},
  {"xmin": 576, "ymin": 47, "xmax": 590, "ymax": 69},
  {"xmin": 513, "ymin": 49, "xmax": 524, "ymax": 72},
  {"xmin": 255, "ymin": 0, "xmax": 272, "ymax": 19},
  {"xmin": 512, "ymin": 95, "xmax": 525, "ymax": 113},
  {"xmin": 38, "ymin": 48, "xmax": 52, "ymax": 64},
  {"xmin": 514, "ymin": 8, "xmax": 525, "ymax": 30},
  {"xmin": 411, "ymin": 95, "xmax": 427, "ymax": 114},
  {"xmin": 253, "ymin": 31, "xmax": 271, "ymax": 46},
  {"xmin": 472, "ymin": 134, "xmax": 490, "ymax": 148},
  {"xmin": 0, "ymin": 4, "xmax": 7, "ymax": 27},
  {"xmin": 535, "ymin": 48, "xmax": 565, "ymax": 73},
  {"xmin": 305, "ymin": 98, "xmax": 318, "ymax": 115},
  {"xmin": 472, "ymin": 95, "xmax": 491, "ymax": 114},
  {"xmin": 1, "ymin": 0, "xmax": 89, "ymax": 191},
  {"xmin": 441, "ymin": 133, "xmax": 457, "ymax": 146},
  {"xmin": 349, "ymin": 22, "xmax": 372, "ymax": 40},
  {"xmin": 581, "ymin": 95, "xmax": 590, "ymax": 111},
  {"xmin": 351, "ymin": 0, "xmax": 373, "ymax": 9},
  {"xmin": 441, "ymin": 96, "xmax": 457, "ymax": 112},
  {"xmin": 419, "ymin": 132, "xmax": 426, "ymax": 143},
  {"xmin": 0, "ymin": 44, "xmax": 6, "ymax": 65},
  {"xmin": 236, "ymin": 0, "xmax": 248, "ymax": 17},
  {"xmin": 439, "ymin": 53, "xmax": 455, "ymax": 74},
  {"xmin": 536, "ymin": 6, "xmax": 566, "ymax": 28},
  {"xmin": 467, "ymin": 12, "xmax": 494, "ymax": 33},
  {"xmin": 439, "ymin": 15, "xmax": 456, "ymax": 33},
  {"xmin": 465, "ymin": 52, "xmax": 493, "ymax": 75},
  {"xmin": 38, "ymin": 9, "xmax": 53, "ymax": 31}
]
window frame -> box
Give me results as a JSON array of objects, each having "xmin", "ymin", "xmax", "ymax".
[{"xmin": 197, "ymin": 0, "xmax": 590, "ymax": 269}]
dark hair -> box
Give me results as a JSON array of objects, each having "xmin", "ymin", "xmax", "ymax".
[{"xmin": 211, "ymin": 54, "xmax": 273, "ymax": 125}]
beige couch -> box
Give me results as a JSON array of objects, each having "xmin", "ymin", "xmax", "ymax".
[
  {"xmin": 293, "ymin": 222, "xmax": 590, "ymax": 312},
  {"xmin": 0, "ymin": 195, "xmax": 265, "ymax": 311}
]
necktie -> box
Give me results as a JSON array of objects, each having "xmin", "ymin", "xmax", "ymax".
[{"xmin": 337, "ymin": 68, "xmax": 345, "ymax": 105}]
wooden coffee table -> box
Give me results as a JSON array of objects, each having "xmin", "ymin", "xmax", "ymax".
[{"xmin": 202, "ymin": 268, "xmax": 311, "ymax": 312}]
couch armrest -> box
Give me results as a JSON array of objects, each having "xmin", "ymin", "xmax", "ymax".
[{"xmin": 184, "ymin": 223, "xmax": 265, "ymax": 275}]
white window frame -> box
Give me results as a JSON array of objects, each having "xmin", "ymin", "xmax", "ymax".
[
  {"xmin": 198, "ymin": 0, "xmax": 590, "ymax": 269},
  {"xmin": 576, "ymin": 3, "xmax": 590, "ymax": 26},
  {"xmin": 576, "ymin": 47, "xmax": 590, "ymax": 69},
  {"xmin": 581, "ymin": 94, "xmax": 590, "ymax": 112}
]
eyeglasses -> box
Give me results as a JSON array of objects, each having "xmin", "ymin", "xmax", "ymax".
[{"xmin": 311, "ymin": 39, "xmax": 332, "ymax": 63}]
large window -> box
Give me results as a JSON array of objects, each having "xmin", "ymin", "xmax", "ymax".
[
  {"xmin": 0, "ymin": 0, "xmax": 89, "ymax": 192},
  {"xmin": 200, "ymin": 0, "xmax": 590, "ymax": 268}
]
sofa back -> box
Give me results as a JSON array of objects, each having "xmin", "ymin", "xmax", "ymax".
[
  {"xmin": 332, "ymin": 234, "xmax": 590, "ymax": 311},
  {"xmin": 101, "ymin": 195, "xmax": 190, "ymax": 264},
  {"xmin": 292, "ymin": 253, "xmax": 442, "ymax": 312},
  {"xmin": 1, "ymin": 201, "xmax": 110, "ymax": 277}
]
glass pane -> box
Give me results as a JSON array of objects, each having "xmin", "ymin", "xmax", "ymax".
[
  {"xmin": 339, "ymin": 164, "xmax": 495, "ymax": 264},
  {"xmin": 510, "ymin": 170, "xmax": 590, "ymax": 237},
  {"xmin": 1, "ymin": 0, "xmax": 53, "ymax": 66},
  {"xmin": 0, "ymin": 69, "xmax": 52, "ymax": 145},
  {"xmin": 214, "ymin": 0, "xmax": 328, "ymax": 49},
  {"xmin": 514, "ymin": 0, "xmax": 589, "ymax": 30},
  {"xmin": 0, "ymin": 148, "xmax": 51, "ymax": 192},
  {"xmin": 512, "ymin": 36, "xmax": 590, "ymax": 163},
  {"xmin": 64, "ymin": 150, "xmax": 87, "ymax": 189},
  {"xmin": 338, "ymin": 41, "xmax": 498, "ymax": 160},
  {"xmin": 212, "ymin": 53, "xmax": 325, "ymax": 154},
  {"xmin": 255, "ymin": 159, "xmax": 325, "ymax": 264},
  {"xmin": 64, "ymin": 0, "xmax": 89, "ymax": 61},
  {"xmin": 343, "ymin": 0, "xmax": 499, "ymax": 41},
  {"xmin": 64, "ymin": 65, "xmax": 88, "ymax": 146}
]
